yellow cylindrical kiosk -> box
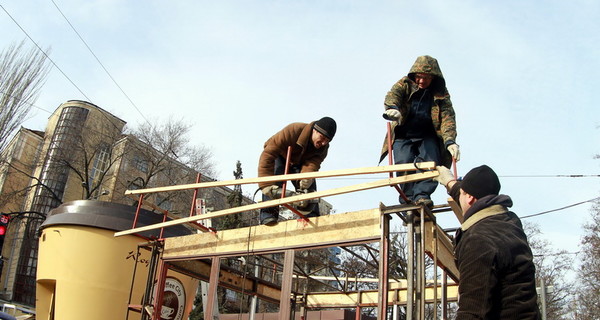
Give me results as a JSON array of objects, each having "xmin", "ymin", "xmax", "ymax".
[{"xmin": 37, "ymin": 200, "xmax": 198, "ymax": 320}]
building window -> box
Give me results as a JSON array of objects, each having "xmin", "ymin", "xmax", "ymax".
[
  {"xmin": 89, "ymin": 144, "xmax": 110, "ymax": 191},
  {"xmin": 132, "ymin": 154, "xmax": 149, "ymax": 173}
]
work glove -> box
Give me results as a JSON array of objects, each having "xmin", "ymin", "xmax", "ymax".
[
  {"xmin": 447, "ymin": 144, "xmax": 460, "ymax": 161},
  {"xmin": 299, "ymin": 178, "xmax": 314, "ymax": 190},
  {"xmin": 383, "ymin": 109, "xmax": 402, "ymax": 121},
  {"xmin": 433, "ymin": 166, "xmax": 455, "ymax": 187},
  {"xmin": 261, "ymin": 185, "xmax": 280, "ymax": 199}
]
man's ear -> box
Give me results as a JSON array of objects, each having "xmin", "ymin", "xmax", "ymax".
[{"xmin": 465, "ymin": 193, "xmax": 477, "ymax": 206}]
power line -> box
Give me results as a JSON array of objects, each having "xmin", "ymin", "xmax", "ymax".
[
  {"xmin": 0, "ymin": 90, "xmax": 54, "ymax": 115},
  {"xmin": 1, "ymin": 4, "xmax": 139, "ymax": 136},
  {"xmin": 0, "ymin": 4, "xmax": 92, "ymax": 102},
  {"xmin": 521, "ymin": 197, "xmax": 599, "ymax": 219},
  {"xmin": 1, "ymin": 4, "xmax": 147, "ymax": 136},
  {"xmin": 49, "ymin": 0, "xmax": 150, "ymax": 125},
  {"xmin": 501, "ymin": 175, "xmax": 600, "ymax": 178},
  {"xmin": 533, "ymin": 251, "xmax": 580, "ymax": 257}
]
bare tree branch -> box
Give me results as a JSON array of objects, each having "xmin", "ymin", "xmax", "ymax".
[{"xmin": 0, "ymin": 41, "xmax": 51, "ymax": 151}]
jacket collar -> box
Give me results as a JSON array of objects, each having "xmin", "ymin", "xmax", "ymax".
[
  {"xmin": 296, "ymin": 121, "xmax": 315, "ymax": 149},
  {"xmin": 462, "ymin": 194, "xmax": 513, "ymax": 222},
  {"xmin": 461, "ymin": 204, "xmax": 507, "ymax": 231}
]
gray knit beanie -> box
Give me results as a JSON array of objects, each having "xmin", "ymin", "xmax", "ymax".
[{"xmin": 314, "ymin": 117, "xmax": 337, "ymax": 140}]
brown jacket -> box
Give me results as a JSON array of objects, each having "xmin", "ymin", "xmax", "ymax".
[{"xmin": 258, "ymin": 122, "xmax": 328, "ymax": 188}]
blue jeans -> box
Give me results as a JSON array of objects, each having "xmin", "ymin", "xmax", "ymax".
[
  {"xmin": 259, "ymin": 156, "xmax": 320, "ymax": 223},
  {"xmin": 392, "ymin": 137, "xmax": 440, "ymax": 202}
]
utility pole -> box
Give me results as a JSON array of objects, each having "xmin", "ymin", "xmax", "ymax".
[
  {"xmin": 539, "ymin": 278, "xmax": 547, "ymax": 320},
  {"xmin": 536, "ymin": 278, "xmax": 554, "ymax": 320},
  {"xmin": 197, "ymin": 199, "xmax": 219, "ymax": 319}
]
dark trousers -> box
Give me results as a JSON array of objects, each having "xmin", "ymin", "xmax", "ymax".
[
  {"xmin": 392, "ymin": 137, "xmax": 440, "ymax": 202},
  {"xmin": 259, "ymin": 156, "xmax": 320, "ymax": 223}
]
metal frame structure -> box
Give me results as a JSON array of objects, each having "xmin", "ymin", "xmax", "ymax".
[{"xmin": 116, "ymin": 162, "xmax": 462, "ymax": 320}]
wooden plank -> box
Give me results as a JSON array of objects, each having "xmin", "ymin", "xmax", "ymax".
[
  {"xmin": 125, "ymin": 162, "xmax": 436, "ymax": 195},
  {"xmin": 423, "ymin": 221, "xmax": 459, "ymax": 281},
  {"xmin": 304, "ymin": 284, "xmax": 459, "ymax": 308},
  {"xmin": 125, "ymin": 194, "xmax": 208, "ymax": 232},
  {"xmin": 448, "ymin": 197, "xmax": 463, "ymax": 223},
  {"xmin": 114, "ymin": 171, "xmax": 438, "ymax": 237},
  {"xmin": 162, "ymin": 209, "xmax": 381, "ymax": 258}
]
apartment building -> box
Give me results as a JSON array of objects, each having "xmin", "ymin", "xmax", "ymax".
[{"xmin": 0, "ymin": 100, "xmax": 252, "ymax": 307}]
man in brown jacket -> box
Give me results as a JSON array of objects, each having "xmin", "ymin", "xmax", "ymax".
[{"xmin": 258, "ymin": 117, "xmax": 337, "ymax": 225}]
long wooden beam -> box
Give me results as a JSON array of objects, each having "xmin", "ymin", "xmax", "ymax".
[
  {"xmin": 114, "ymin": 171, "xmax": 438, "ymax": 237},
  {"xmin": 125, "ymin": 162, "xmax": 436, "ymax": 195},
  {"xmin": 303, "ymin": 283, "xmax": 459, "ymax": 308},
  {"xmin": 162, "ymin": 209, "xmax": 381, "ymax": 258}
]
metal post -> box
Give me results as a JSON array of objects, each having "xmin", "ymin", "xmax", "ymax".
[
  {"xmin": 140, "ymin": 242, "xmax": 161, "ymax": 320},
  {"xmin": 433, "ymin": 224, "xmax": 438, "ymax": 320},
  {"xmin": 280, "ymin": 250, "xmax": 295, "ymax": 319},
  {"xmin": 152, "ymin": 260, "xmax": 169, "ymax": 320},
  {"xmin": 205, "ymin": 257, "xmax": 221, "ymax": 320},
  {"xmin": 132, "ymin": 194, "xmax": 144, "ymax": 229},
  {"xmin": 406, "ymin": 211, "xmax": 415, "ymax": 320},
  {"xmin": 189, "ymin": 173, "xmax": 202, "ymax": 217},
  {"xmin": 200, "ymin": 218, "xmax": 219, "ymax": 318},
  {"xmin": 281, "ymin": 146, "xmax": 292, "ymax": 196},
  {"xmin": 442, "ymin": 270, "xmax": 448, "ymax": 320},
  {"xmin": 540, "ymin": 278, "xmax": 547, "ymax": 320},
  {"xmin": 158, "ymin": 211, "xmax": 167, "ymax": 239},
  {"xmin": 249, "ymin": 263, "xmax": 259, "ymax": 320},
  {"xmin": 378, "ymin": 213, "xmax": 391, "ymax": 320},
  {"xmin": 418, "ymin": 206, "xmax": 426, "ymax": 318},
  {"xmin": 414, "ymin": 215, "xmax": 421, "ymax": 320},
  {"xmin": 386, "ymin": 122, "xmax": 409, "ymax": 202}
]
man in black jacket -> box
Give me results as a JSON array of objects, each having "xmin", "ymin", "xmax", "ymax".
[{"xmin": 435, "ymin": 165, "xmax": 541, "ymax": 319}]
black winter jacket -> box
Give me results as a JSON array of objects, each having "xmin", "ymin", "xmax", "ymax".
[{"xmin": 450, "ymin": 185, "xmax": 541, "ymax": 319}]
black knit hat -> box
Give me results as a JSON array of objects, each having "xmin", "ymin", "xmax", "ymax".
[
  {"xmin": 314, "ymin": 117, "xmax": 337, "ymax": 140},
  {"xmin": 461, "ymin": 165, "xmax": 501, "ymax": 199}
]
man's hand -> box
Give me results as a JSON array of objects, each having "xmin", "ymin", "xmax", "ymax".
[
  {"xmin": 447, "ymin": 144, "xmax": 460, "ymax": 161},
  {"xmin": 261, "ymin": 185, "xmax": 280, "ymax": 198},
  {"xmin": 433, "ymin": 166, "xmax": 455, "ymax": 187},
  {"xmin": 299, "ymin": 178, "xmax": 314, "ymax": 190},
  {"xmin": 383, "ymin": 109, "xmax": 402, "ymax": 121}
]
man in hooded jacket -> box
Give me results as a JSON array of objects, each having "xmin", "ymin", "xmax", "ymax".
[
  {"xmin": 434, "ymin": 165, "xmax": 541, "ymax": 319},
  {"xmin": 381, "ymin": 55, "xmax": 459, "ymax": 207}
]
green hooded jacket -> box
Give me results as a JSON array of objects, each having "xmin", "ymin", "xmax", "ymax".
[{"xmin": 379, "ymin": 55, "xmax": 457, "ymax": 167}]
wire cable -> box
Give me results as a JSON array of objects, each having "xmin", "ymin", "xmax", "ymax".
[
  {"xmin": 502, "ymin": 175, "xmax": 600, "ymax": 178},
  {"xmin": 0, "ymin": 4, "xmax": 92, "ymax": 101},
  {"xmin": 49, "ymin": 0, "xmax": 150, "ymax": 125},
  {"xmin": 0, "ymin": 90, "xmax": 53, "ymax": 115},
  {"xmin": 2, "ymin": 4, "xmax": 143, "ymax": 136},
  {"xmin": 520, "ymin": 197, "xmax": 599, "ymax": 219},
  {"xmin": 533, "ymin": 251, "xmax": 580, "ymax": 257}
]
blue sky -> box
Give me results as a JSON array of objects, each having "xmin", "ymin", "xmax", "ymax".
[{"xmin": 1, "ymin": 1, "xmax": 599, "ymax": 257}]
